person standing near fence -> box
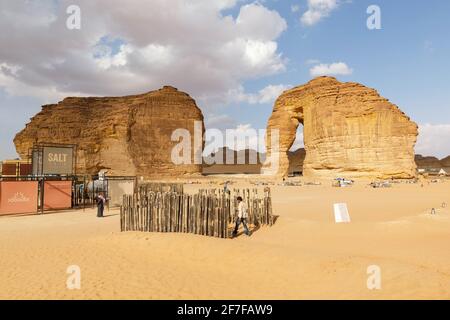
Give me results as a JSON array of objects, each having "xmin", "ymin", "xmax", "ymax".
[
  {"xmin": 232, "ymin": 196, "xmax": 250, "ymax": 237},
  {"xmin": 224, "ymin": 181, "xmax": 230, "ymax": 194},
  {"xmin": 96, "ymin": 192, "xmax": 106, "ymax": 218}
]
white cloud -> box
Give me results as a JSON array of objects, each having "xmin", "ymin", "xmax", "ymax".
[
  {"xmin": 236, "ymin": 3, "xmax": 287, "ymax": 41},
  {"xmin": 416, "ymin": 123, "xmax": 450, "ymax": 159},
  {"xmin": 242, "ymin": 40, "xmax": 285, "ymax": 74},
  {"xmin": 203, "ymin": 123, "xmax": 264, "ymax": 155},
  {"xmin": 95, "ymin": 44, "xmax": 133, "ymax": 70},
  {"xmin": 0, "ymin": 63, "xmax": 83, "ymax": 103},
  {"xmin": 291, "ymin": 5, "xmax": 300, "ymax": 13},
  {"xmin": 309, "ymin": 62, "xmax": 353, "ymax": 77},
  {"xmin": 256, "ymin": 84, "xmax": 290, "ymax": 104},
  {"xmin": 226, "ymin": 124, "xmax": 262, "ymax": 151},
  {"xmin": 205, "ymin": 114, "xmax": 237, "ymax": 130},
  {"xmin": 301, "ymin": 0, "xmax": 339, "ymax": 26},
  {"xmin": 305, "ymin": 59, "xmax": 321, "ymax": 65},
  {"xmin": 0, "ymin": 0, "xmax": 287, "ymax": 105},
  {"xmin": 234, "ymin": 84, "xmax": 291, "ymax": 105},
  {"xmin": 290, "ymin": 129, "xmax": 304, "ymax": 151}
]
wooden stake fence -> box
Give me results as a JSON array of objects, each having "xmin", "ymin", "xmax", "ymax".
[
  {"xmin": 139, "ymin": 182, "xmax": 184, "ymax": 194},
  {"xmin": 120, "ymin": 187, "xmax": 273, "ymax": 239}
]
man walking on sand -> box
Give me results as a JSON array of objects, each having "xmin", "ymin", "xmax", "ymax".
[
  {"xmin": 96, "ymin": 192, "xmax": 106, "ymax": 218},
  {"xmin": 233, "ymin": 196, "xmax": 250, "ymax": 237}
]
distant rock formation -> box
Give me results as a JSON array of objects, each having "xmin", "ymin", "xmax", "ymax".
[
  {"xmin": 415, "ymin": 155, "xmax": 442, "ymax": 169},
  {"xmin": 264, "ymin": 77, "xmax": 418, "ymax": 179},
  {"xmin": 416, "ymin": 154, "xmax": 450, "ymax": 172},
  {"xmin": 203, "ymin": 147, "xmax": 265, "ymax": 174},
  {"xmin": 288, "ymin": 148, "xmax": 306, "ymax": 175},
  {"xmin": 14, "ymin": 86, "xmax": 204, "ymax": 178},
  {"xmin": 440, "ymin": 156, "xmax": 450, "ymax": 168},
  {"xmin": 202, "ymin": 147, "xmax": 307, "ymax": 176}
]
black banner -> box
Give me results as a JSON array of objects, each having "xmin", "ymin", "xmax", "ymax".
[{"xmin": 0, "ymin": 300, "xmax": 445, "ymax": 319}]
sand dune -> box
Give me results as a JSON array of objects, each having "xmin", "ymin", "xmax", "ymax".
[{"xmin": 0, "ymin": 180, "xmax": 449, "ymax": 299}]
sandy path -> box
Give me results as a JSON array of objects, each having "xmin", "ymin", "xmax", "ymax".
[{"xmin": 0, "ymin": 181, "xmax": 449, "ymax": 299}]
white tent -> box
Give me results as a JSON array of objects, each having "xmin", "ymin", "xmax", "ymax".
[{"xmin": 439, "ymin": 168, "xmax": 447, "ymax": 176}]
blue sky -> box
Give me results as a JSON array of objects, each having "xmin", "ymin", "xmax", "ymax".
[
  {"xmin": 1, "ymin": 0, "xmax": 449, "ymax": 159},
  {"xmin": 230, "ymin": 0, "xmax": 450, "ymax": 140}
]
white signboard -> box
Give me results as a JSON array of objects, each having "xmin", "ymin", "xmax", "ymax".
[
  {"xmin": 334, "ymin": 203, "xmax": 351, "ymax": 223},
  {"xmin": 108, "ymin": 180, "xmax": 135, "ymax": 207}
]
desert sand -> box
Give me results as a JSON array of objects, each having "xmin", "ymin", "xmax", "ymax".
[{"xmin": 0, "ymin": 179, "xmax": 449, "ymax": 300}]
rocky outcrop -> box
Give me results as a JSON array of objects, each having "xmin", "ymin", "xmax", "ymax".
[
  {"xmin": 203, "ymin": 147, "xmax": 265, "ymax": 174},
  {"xmin": 288, "ymin": 148, "xmax": 306, "ymax": 175},
  {"xmin": 440, "ymin": 156, "xmax": 450, "ymax": 168},
  {"xmin": 14, "ymin": 86, "xmax": 204, "ymax": 178},
  {"xmin": 416, "ymin": 155, "xmax": 450, "ymax": 172},
  {"xmin": 264, "ymin": 77, "xmax": 418, "ymax": 179},
  {"xmin": 415, "ymin": 155, "xmax": 442, "ymax": 169}
]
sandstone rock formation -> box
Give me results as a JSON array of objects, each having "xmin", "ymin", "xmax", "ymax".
[
  {"xmin": 14, "ymin": 86, "xmax": 204, "ymax": 178},
  {"xmin": 415, "ymin": 154, "xmax": 450, "ymax": 173},
  {"xmin": 415, "ymin": 155, "xmax": 442, "ymax": 169},
  {"xmin": 264, "ymin": 77, "xmax": 418, "ymax": 179},
  {"xmin": 202, "ymin": 147, "xmax": 265, "ymax": 175},
  {"xmin": 440, "ymin": 156, "xmax": 450, "ymax": 168}
]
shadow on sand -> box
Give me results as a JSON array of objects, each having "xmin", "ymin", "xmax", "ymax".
[{"xmin": 231, "ymin": 215, "xmax": 279, "ymax": 238}]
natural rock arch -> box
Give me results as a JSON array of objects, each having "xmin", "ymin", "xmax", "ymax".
[{"xmin": 263, "ymin": 77, "xmax": 418, "ymax": 179}]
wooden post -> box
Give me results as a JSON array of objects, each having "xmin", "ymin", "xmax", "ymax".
[{"xmin": 119, "ymin": 186, "xmax": 273, "ymax": 238}]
